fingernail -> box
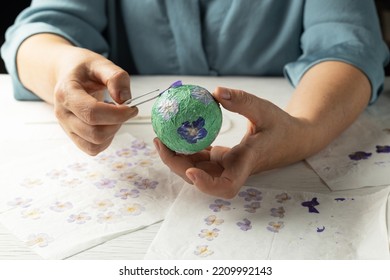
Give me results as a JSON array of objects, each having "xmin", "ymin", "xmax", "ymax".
[
  {"xmin": 220, "ymin": 89, "xmax": 231, "ymax": 100},
  {"xmin": 187, "ymin": 172, "xmax": 196, "ymax": 183},
  {"xmin": 120, "ymin": 89, "xmax": 131, "ymax": 102}
]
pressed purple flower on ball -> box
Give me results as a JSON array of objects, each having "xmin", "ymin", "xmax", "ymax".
[
  {"xmin": 177, "ymin": 117, "xmax": 208, "ymax": 144},
  {"xmin": 376, "ymin": 145, "xmax": 390, "ymax": 153},
  {"xmin": 191, "ymin": 86, "xmax": 214, "ymax": 105},
  {"xmin": 348, "ymin": 151, "xmax": 372, "ymax": 160}
]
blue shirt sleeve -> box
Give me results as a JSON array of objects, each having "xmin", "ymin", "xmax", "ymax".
[
  {"xmin": 284, "ymin": 0, "xmax": 390, "ymax": 104},
  {"xmin": 0, "ymin": 0, "xmax": 109, "ymax": 100}
]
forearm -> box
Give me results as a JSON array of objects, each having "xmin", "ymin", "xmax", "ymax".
[
  {"xmin": 17, "ymin": 33, "xmax": 74, "ymax": 104},
  {"xmin": 286, "ymin": 61, "xmax": 371, "ymax": 158}
]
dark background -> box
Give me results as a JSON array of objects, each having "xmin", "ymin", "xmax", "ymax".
[{"xmin": 1, "ymin": 0, "xmax": 390, "ymax": 75}]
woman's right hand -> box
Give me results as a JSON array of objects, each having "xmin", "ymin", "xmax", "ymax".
[
  {"xmin": 53, "ymin": 47, "xmax": 138, "ymax": 155},
  {"xmin": 17, "ymin": 34, "xmax": 138, "ymax": 155}
]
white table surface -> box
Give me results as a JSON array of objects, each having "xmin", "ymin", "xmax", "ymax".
[{"xmin": 0, "ymin": 74, "xmax": 388, "ymax": 260}]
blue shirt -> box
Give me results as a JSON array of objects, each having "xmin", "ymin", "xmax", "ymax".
[{"xmin": 1, "ymin": 0, "xmax": 389, "ymax": 103}]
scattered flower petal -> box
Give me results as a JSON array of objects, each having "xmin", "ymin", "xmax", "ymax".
[{"xmin": 348, "ymin": 151, "xmax": 372, "ymax": 161}]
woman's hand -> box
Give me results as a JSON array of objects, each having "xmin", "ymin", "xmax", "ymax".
[
  {"xmin": 154, "ymin": 87, "xmax": 306, "ymax": 198},
  {"xmin": 53, "ymin": 48, "xmax": 138, "ymax": 155},
  {"xmin": 154, "ymin": 62, "xmax": 371, "ymax": 199},
  {"xmin": 17, "ymin": 34, "xmax": 138, "ymax": 155}
]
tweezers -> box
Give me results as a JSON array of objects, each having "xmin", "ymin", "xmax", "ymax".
[{"xmin": 123, "ymin": 80, "xmax": 182, "ymax": 107}]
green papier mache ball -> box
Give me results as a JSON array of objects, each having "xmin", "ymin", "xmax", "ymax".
[{"xmin": 151, "ymin": 84, "xmax": 223, "ymax": 154}]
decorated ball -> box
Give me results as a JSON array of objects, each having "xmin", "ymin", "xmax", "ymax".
[{"xmin": 151, "ymin": 83, "xmax": 223, "ymax": 154}]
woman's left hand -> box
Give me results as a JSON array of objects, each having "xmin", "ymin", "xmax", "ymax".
[{"xmin": 154, "ymin": 87, "xmax": 306, "ymax": 198}]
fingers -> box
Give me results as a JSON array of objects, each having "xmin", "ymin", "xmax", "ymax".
[
  {"xmin": 213, "ymin": 87, "xmax": 271, "ymax": 127},
  {"xmin": 186, "ymin": 146, "xmax": 254, "ymax": 199},
  {"xmin": 62, "ymin": 111, "xmax": 122, "ymax": 144},
  {"xmin": 153, "ymin": 138, "xmax": 195, "ymax": 184},
  {"xmin": 56, "ymin": 80, "xmax": 138, "ymax": 125},
  {"xmin": 68, "ymin": 131, "xmax": 115, "ymax": 156},
  {"xmin": 91, "ymin": 62, "xmax": 132, "ymax": 104},
  {"xmin": 54, "ymin": 80, "xmax": 138, "ymax": 155},
  {"xmin": 55, "ymin": 106, "xmax": 124, "ymax": 155},
  {"xmin": 155, "ymin": 136, "xmax": 254, "ymax": 199}
]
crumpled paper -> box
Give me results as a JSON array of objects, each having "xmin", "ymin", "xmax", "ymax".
[
  {"xmin": 145, "ymin": 185, "xmax": 390, "ymax": 260},
  {"xmin": 0, "ymin": 133, "xmax": 182, "ymax": 259}
]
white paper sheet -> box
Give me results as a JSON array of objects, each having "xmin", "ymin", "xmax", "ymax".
[
  {"xmin": 0, "ymin": 133, "xmax": 182, "ymax": 259},
  {"xmin": 306, "ymin": 115, "xmax": 390, "ymax": 190},
  {"xmin": 145, "ymin": 185, "xmax": 390, "ymax": 260}
]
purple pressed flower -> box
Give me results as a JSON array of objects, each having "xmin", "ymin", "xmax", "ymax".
[
  {"xmin": 376, "ymin": 145, "xmax": 390, "ymax": 153},
  {"xmin": 204, "ymin": 215, "xmax": 224, "ymax": 226},
  {"xmin": 317, "ymin": 226, "xmax": 325, "ymax": 233},
  {"xmin": 134, "ymin": 178, "xmax": 158, "ymax": 190},
  {"xmin": 191, "ymin": 86, "xmax": 213, "ymax": 105},
  {"xmin": 244, "ymin": 202, "xmax": 261, "ymax": 213},
  {"xmin": 301, "ymin": 197, "xmax": 320, "ymax": 213},
  {"xmin": 46, "ymin": 169, "xmax": 67, "ymax": 179},
  {"xmin": 159, "ymin": 80, "xmax": 183, "ymax": 96},
  {"xmin": 116, "ymin": 148, "xmax": 137, "ymax": 158},
  {"xmin": 95, "ymin": 153, "xmax": 115, "ymax": 164},
  {"xmin": 111, "ymin": 161, "xmax": 132, "ymax": 171},
  {"xmin": 348, "ymin": 151, "xmax": 372, "ymax": 161},
  {"xmin": 194, "ymin": 245, "xmax": 214, "ymax": 257},
  {"xmin": 270, "ymin": 207, "xmax": 285, "ymax": 218},
  {"xmin": 209, "ymin": 199, "xmax": 231, "ymax": 212},
  {"xmin": 131, "ymin": 139, "xmax": 146, "ymax": 150},
  {"xmin": 115, "ymin": 188, "xmax": 140, "ymax": 199},
  {"xmin": 120, "ymin": 203, "xmax": 145, "ymax": 216},
  {"xmin": 97, "ymin": 211, "xmax": 119, "ymax": 224},
  {"xmin": 94, "ymin": 178, "xmax": 117, "ymax": 189},
  {"xmin": 170, "ymin": 80, "xmax": 182, "ymax": 88},
  {"xmin": 92, "ymin": 199, "xmax": 114, "ymax": 211},
  {"xmin": 26, "ymin": 233, "xmax": 54, "ymax": 248},
  {"xmin": 237, "ymin": 218, "xmax": 252, "ymax": 231},
  {"xmin": 67, "ymin": 212, "xmax": 91, "ymax": 224},
  {"xmin": 198, "ymin": 228, "xmax": 220, "ymax": 241},
  {"xmin": 275, "ymin": 192, "xmax": 291, "ymax": 203},
  {"xmin": 177, "ymin": 117, "xmax": 208, "ymax": 144},
  {"xmin": 67, "ymin": 162, "xmax": 88, "ymax": 172},
  {"xmin": 267, "ymin": 221, "xmax": 284, "ymax": 233},
  {"xmin": 50, "ymin": 201, "xmax": 73, "ymax": 212},
  {"xmin": 7, "ymin": 197, "xmax": 32, "ymax": 208},
  {"xmin": 238, "ymin": 188, "xmax": 262, "ymax": 202}
]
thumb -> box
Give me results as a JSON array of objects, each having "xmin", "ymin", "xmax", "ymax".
[
  {"xmin": 92, "ymin": 62, "xmax": 132, "ymax": 104},
  {"xmin": 213, "ymin": 87, "xmax": 268, "ymax": 125}
]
